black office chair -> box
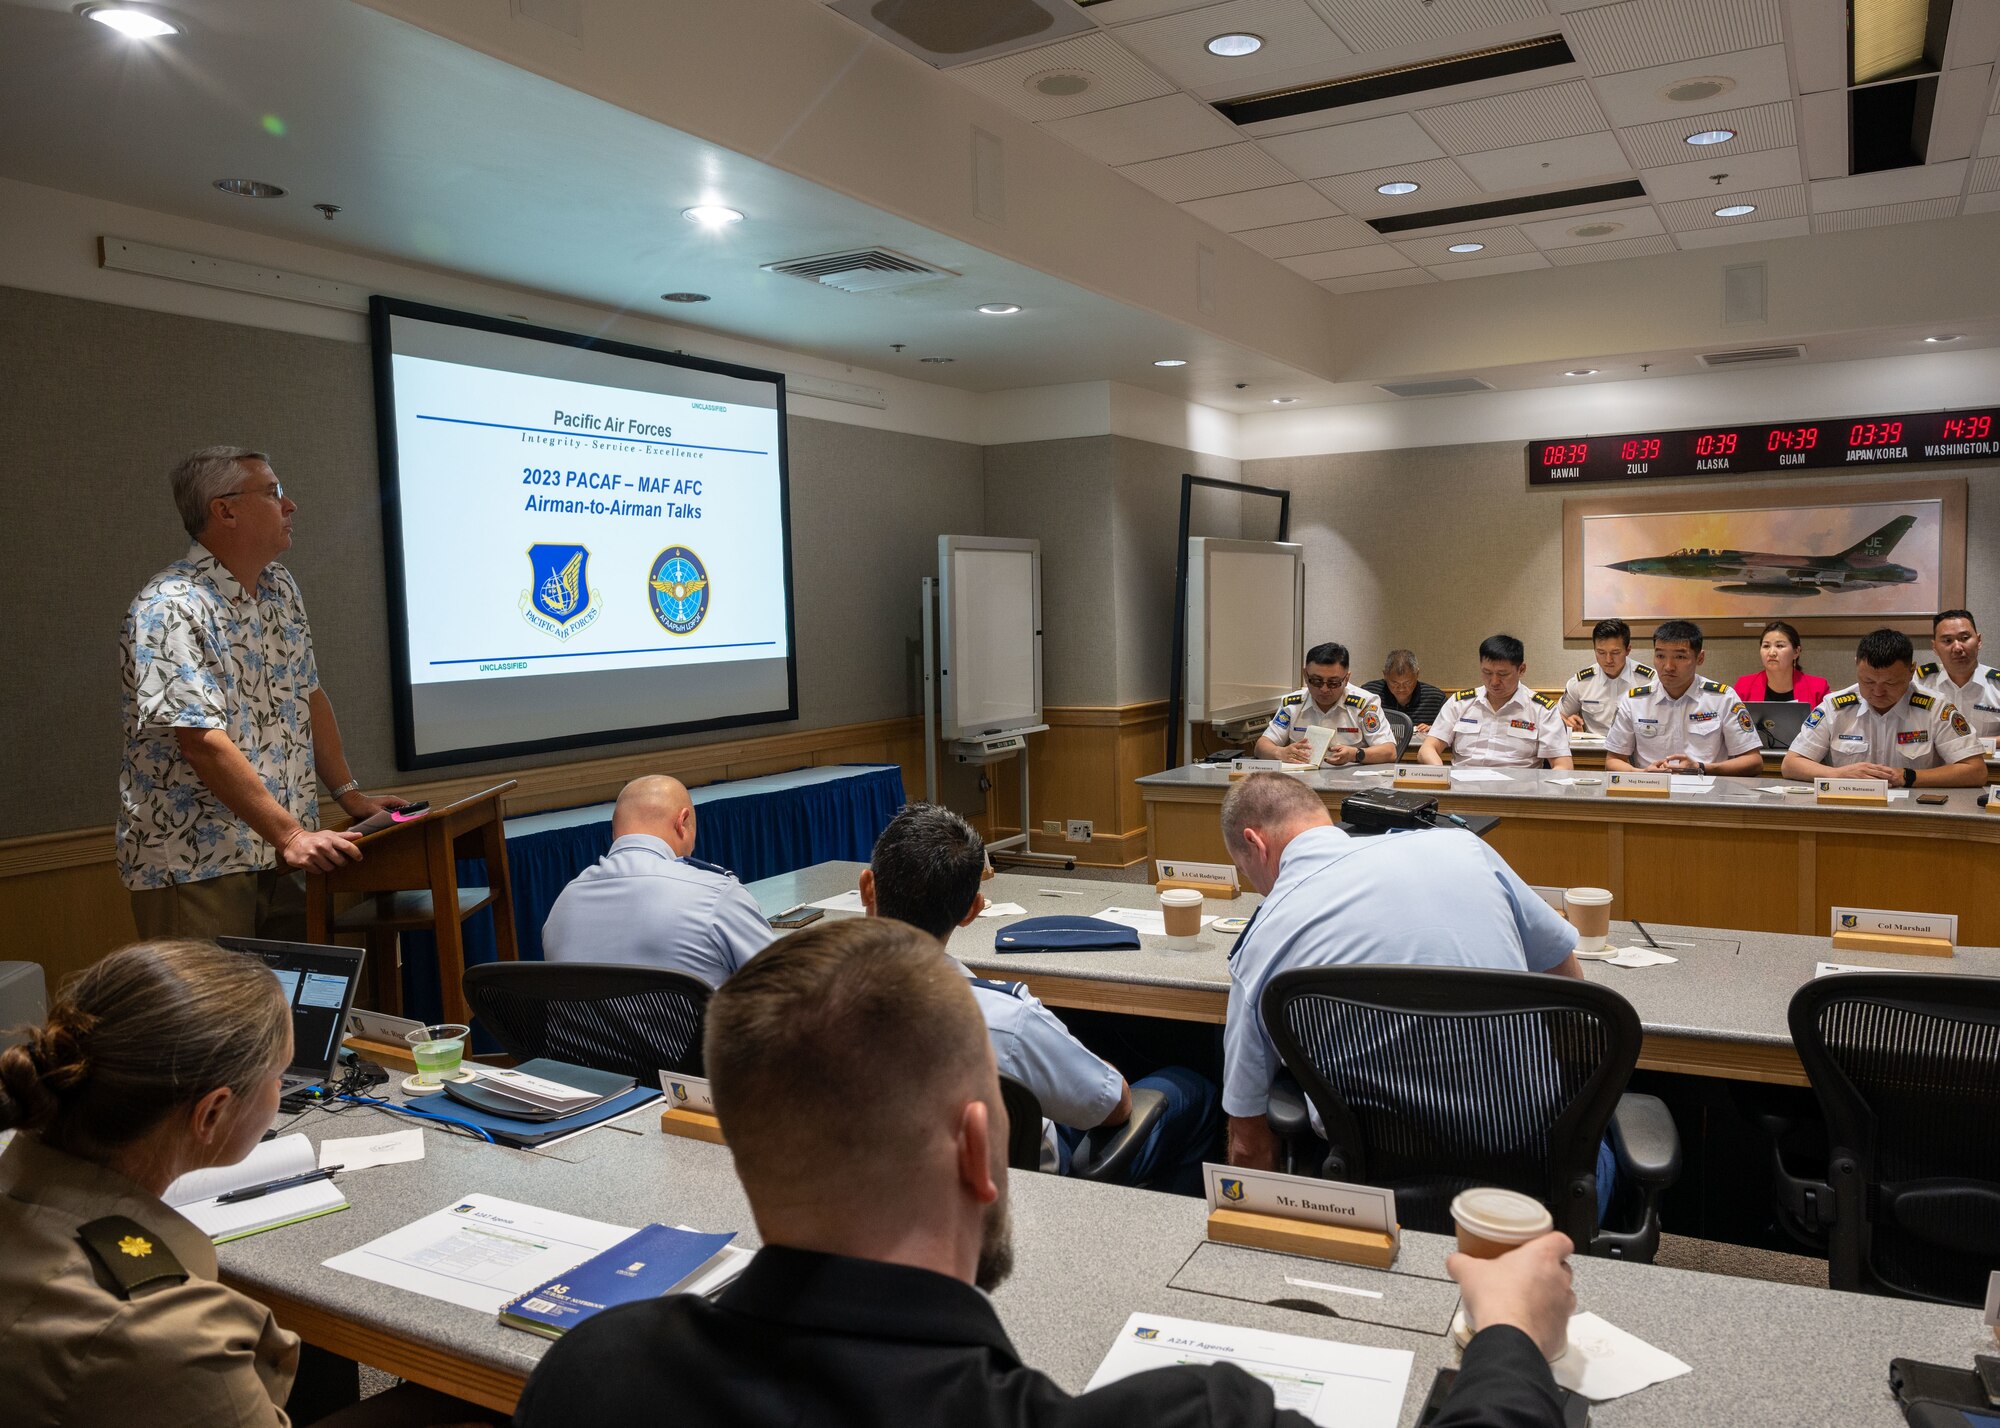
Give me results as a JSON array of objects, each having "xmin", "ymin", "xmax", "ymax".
[
  {"xmin": 1785, "ymin": 973, "xmax": 2000, "ymax": 1305},
  {"xmin": 462, "ymin": 962, "xmax": 711, "ymax": 1081},
  {"xmin": 1382, "ymin": 709, "xmax": 1415, "ymax": 759},
  {"xmin": 1261, "ymin": 966, "xmax": 1680, "ymax": 1261},
  {"xmin": 998, "ymin": 1075, "xmax": 1171, "ymax": 1185}
]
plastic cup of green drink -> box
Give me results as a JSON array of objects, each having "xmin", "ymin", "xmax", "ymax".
[{"xmin": 406, "ymin": 1024, "xmax": 470, "ymax": 1086}]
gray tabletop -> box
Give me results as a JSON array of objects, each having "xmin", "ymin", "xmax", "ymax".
[
  {"xmin": 219, "ymin": 1101, "xmax": 1994, "ymax": 1425},
  {"xmin": 748, "ymin": 863, "xmax": 2000, "ymax": 1053},
  {"xmin": 1137, "ymin": 763, "xmax": 2000, "ymax": 823}
]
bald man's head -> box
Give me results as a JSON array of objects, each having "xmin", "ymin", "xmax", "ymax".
[{"xmin": 613, "ymin": 775, "xmax": 697, "ymax": 854}]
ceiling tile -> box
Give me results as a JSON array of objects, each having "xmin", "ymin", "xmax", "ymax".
[
  {"xmin": 1592, "ymin": 45, "xmax": 1793, "ymax": 127},
  {"xmin": 1564, "ymin": 0, "xmax": 1782, "ymax": 76},
  {"xmin": 1809, "ymin": 162, "xmax": 1968, "ymax": 212},
  {"xmin": 1256, "ymin": 112, "xmax": 1444, "ymax": 179},
  {"xmin": 1544, "ymin": 233, "xmax": 1679, "ymax": 263},
  {"xmin": 1114, "ymin": 0, "xmax": 1350, "ymax": 92},
  {"xmin": 947, "ymin": 32, "xmax": 1178, "ymax": 121},
  {"xmin": 1115, "ymin": 141, "xmax": 1298, "ymax": 200},
  {"xmin": 1310, "ymin": 156, "xmax": 1485, "ymax": 213},
  {"xmin": 1455, "ymin": 131, "xmax": 1633, "ymax": 191},
  {"xmin": 1307, "ymin": 0, "xmax": 1549, "ymax": 54},
  {"xmin": 1618, "ymin": 100, "xmax": 1797, "ymax": 168},
  {"xmin": 1672, "ymin": 214, "xmax": 1810, "ymax": 248},
  {"xmin": 1415, "ymin": 82, "xmax": 1610, "ymax": 156},
  {"xmin": 1811, "ymin": 198, "xmax": 1963, "ymax": 233},
  {"xmin": 1318, "ymin": 268, "xmax": 1437, "ymax": 293},
  {"xmin": 1430, "ymin": 251, "xmax": 1554, "ymax": 279},
  {"xmin": 1981, "ymin": 114, "xmax": 2000, "ymax": 158},
  {"xmin": 1659, "ymin": 183, "xmax": 1807, "ymax": 231},
  {"xmin": 1975, "ymin": 156, "xmax": 2000, "ymax": 194},
  {"xmin": 1964, "ymin": 191, "xmax": 2000, "ymax": 214},
  {"xmin": 1280, "ymin": 243, "xmax": 1413, "ymax": 278},
  {"xmin": 1389, "ymin": 224, "xmax": 1538, "ymax": 264},
  {"xmin": 1180, "ymin": 181, "xmax": 1344, "ymax": 229},
  {"xmin": 1235, "ymin": 212, "xmax": 1381, "ymax": 256},
  {"xmin": 1086, "ymin": 0, "xmax": 1220, "ymax": 22},
  {"xmin": 1041, "ymin": 93, "xmax": 1240, "ymax": 165},
  {"xmin": 1638, "ymin": 145, "xmax": 1801, "ymax": 200},
  {"xmin": 1521, "ymin": 203, "xmax": 1666, "ymax": 247}
]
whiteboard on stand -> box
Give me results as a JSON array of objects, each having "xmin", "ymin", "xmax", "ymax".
[
  {"xmin": 1186, "ymin": 538, "xmax": 1305, "ymax": 724},
  {"xmin": 938, "ymin": 536, "xmax": 1043, "ymax": 740}
]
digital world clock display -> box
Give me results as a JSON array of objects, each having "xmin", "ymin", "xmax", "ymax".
[{"xmin": 1526, "ymin": 406, "xmax": 1999, "ymax": 486}]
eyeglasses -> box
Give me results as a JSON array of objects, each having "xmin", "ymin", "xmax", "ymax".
[
  {"xmin": 220, "ymin": 483, "xmax": 286, "ymax": 503},
  {"xmin": 1304, "ymin": 676, "xmax": 1347, "ymax": 690}
]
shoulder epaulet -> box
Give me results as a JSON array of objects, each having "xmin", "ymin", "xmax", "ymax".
[
  {"xmin": 1985, "ymin": 668, "xmax": 2000, "ymax": 685},
  {"xmin": 1909, "ymin": 690, "xmax": 1935, "ymax": 710},
  {"xmin": 1453, "ymin": 688, "xmax": 1478, "ymax": 700},
  {"xmin": 1531, "ymin": 691, "xmax": 1557, "ymax": 710},
  {"xmin": 1700, "ymin": 677, "xmax": 1727, "ymax": 693},
  {"xmin": 1281, "ymin": 692, "xmax": 1305, "ymax": 707},
  {"xmin": 1832, "ymin": 691, "xmax": 1860, "ymax": 708},
  {"xmin": 1632, "ymin": 662, "xmax": 1656, "ymax": 678},
  {"xmin": 1627, "ymin": 684, "xmax": 1653, "ymax": 698},
  {"xmin": 967, "ymin": 976, "xmax": 1026, "ymax": 999},
  {"xmin": 78, "ymin": 1216, "xmax": 188, "ymax": 1300},
  {"xmin": 1575, "ymin": 664, "xmax": 1595, "ymax": 682},
  {"xmin": 1343, "ymin": 691, "xmax": 1365, "ymax": 708},
  {"xmin": 1916, "ymin": 659, "xmax": 1940, "ymax": 678}
]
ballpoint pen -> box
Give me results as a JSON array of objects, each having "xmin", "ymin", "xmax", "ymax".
[{"xmin": 215, "ymin": 1166, "xmax": 342, "ymax": 1203}]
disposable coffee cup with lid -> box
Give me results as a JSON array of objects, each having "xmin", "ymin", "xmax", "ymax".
[
  {"xmin": 1449, "ymin": 1187, "xmax": 1553, "ymax": 1260},
  {"xmin": 1564, "ymin": 886, "xmax": 1613, "ymax": 953},
  {"xmin": 1159, "ymin": 887, "xmax": 1204, "ymax": 947}
]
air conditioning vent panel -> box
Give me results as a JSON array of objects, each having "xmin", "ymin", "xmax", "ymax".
[
  {"xmin": 1698, "ymin": 345, "xmax": 1805, "ymax": 367},
  {"xmin": 1377, "ymin": 377, "xmax": 1494, "ymax": 397},
  {"xmin": 762, "ymin": 247, "xmax": 959, "ymax": 294}
]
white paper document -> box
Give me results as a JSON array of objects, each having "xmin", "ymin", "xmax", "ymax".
[
  {"xmin": 323, "ymin": 1193, "xmax": 634, "ymax": 1314},
  {"xmin": 1667, "ymin": 775, "xmax": 1714, "ymax": 793},
  {"xmin": 166, "ymin": 1133, "xmax": 348, "ymax": 1243},
  {"xmin": 1096, "ymin": 906, "xmax": 1220, "ymax": 937},
  {"xmin": 1814, "ymin": 961, "xmax": 1923, "ymax": 979},
  {"xmin": 1447, "ymin": 768, "xmax": 1511, "ymax": 783},
  {"xmin": 807, "ymin": 888, "xmax": 865, "ymax": 912},
  {"xmin": 1600, "ymin": 948, "xmax": 1678, "ymax": 968},
  {"xmin": 979, "ymin": 901, "xmax": 1027, "ymax": 918},
  {"xmin": 1089, "ymin": 1311, "xmax": 1411, "ymax": 1428},
  {"xmin": 1550, "ymin": 1312, "xmax": 1692, "ymax": 1402},
  {"xmin": 319, "ymin": 1128, "xmax": 425, "ymax": 1171}
]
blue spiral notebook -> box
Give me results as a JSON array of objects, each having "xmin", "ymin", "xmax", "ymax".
[{"xmin": 499, "ymin": 1222, "xmax": 738, "ymax": 1339}]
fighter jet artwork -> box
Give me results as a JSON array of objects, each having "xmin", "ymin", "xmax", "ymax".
[{"xmin": 1604, "ymin": 515, "xmax": 1920, "ymax": 597}]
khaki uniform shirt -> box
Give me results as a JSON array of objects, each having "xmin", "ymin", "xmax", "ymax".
[
  {"xmin": 1261, "ymin": 687, "xmax": 1395, "ymax": 754},
  {"xmin": 1916, "ymin": 659, "xmax": 2000, "ymax": 739},
  {"xmin": 0, "ymin": 1133, "xmax": 297, "ymax": 1427},
  {"xmin": 1427, "ymin": 685, "xmax": 1571, "ymax": 768},
  {"xmin": 1789, "ymin": 685, "xmax": 1983, "ymax": 770},
  {"xmin": 1604, "ymin": 678, "xmax": 1761, "ymax": 767},
  {"xmin": 1557, "ymin": 659, "xmax": 1655, "ymax": 737}
]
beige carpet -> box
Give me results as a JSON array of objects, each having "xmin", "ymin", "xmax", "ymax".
[{"xmin": 1654, "ymin": 1232, "xmax": 1828, "ymax": 1288}]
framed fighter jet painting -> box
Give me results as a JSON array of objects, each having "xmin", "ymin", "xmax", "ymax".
[{"xmin": 1562, "ymin": 480, "xmax": 1965, "ymax": 638}]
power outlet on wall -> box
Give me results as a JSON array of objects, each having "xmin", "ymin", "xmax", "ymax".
[
  {"xmin": 1065, "ymin": 819, "xmax": 1093, "ymax": 843},
  {"xmin": 1042, "ymin": 820, "xmax": 1062, "ymax": 835}
]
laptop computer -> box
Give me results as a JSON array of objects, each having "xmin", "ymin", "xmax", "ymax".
[
  {"xmin": 1744, "ymin": 701, "xmax": 1810, "ymax": 753},
  {"xmin": 219, "ymin": 937, "xmax": 366, "ymax": 1094}
]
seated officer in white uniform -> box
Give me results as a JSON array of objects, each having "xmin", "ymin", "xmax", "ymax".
[
  {"xmin": 1918, "ymin": 609, "xmax": 2000, "ymax": 738},
  {"xmin": 1782, "ymin": 628, "xmax": 1987, "ymax": 788},
  {"xmin": 1557, "ymin": 618, "xmax": 1654, "ymax": 738},
  {"xmin": 1252, "ymin": 641, "xmax": 1396, "ymax": 767},
  {"xmin": 1604, "ymin": 619, "xmax": 1762, "ymax": 777},
  {"xmin": 1417, "ymin": 635, "xmax": 1573, "ymax": 770},
  {"xmin": 542, "ymin": 775, "xmax": 775, "ymax": 983},
  {"xmin": 860, "ymin": 802, "xmax": 1220, "ymax": 1190},
  {"xmin": 1212, "ymin": 775, "xmax": 1609, "ymax": 1209}
]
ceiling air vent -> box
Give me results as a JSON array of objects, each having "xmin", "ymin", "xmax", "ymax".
[
  {"xmin": 1377, "ymin": 377, "xmax": 1494, "ymax": 398},
  {"xmin": 1697, "ymin": 345, "xmax": 1805, "ymax": 368},
  {"xmin": 762, "ymin": 248, "xmax": 959, "ymax": 294}
]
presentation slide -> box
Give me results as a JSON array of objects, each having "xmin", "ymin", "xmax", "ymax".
[{"xmin": 372, "ymin": 299, "xmax": 797, "ymax": 765}]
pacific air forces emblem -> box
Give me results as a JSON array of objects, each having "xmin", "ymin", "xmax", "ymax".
[{"xmin": 520, "ymin": 543, "xmax": 602, "ymax": 641}]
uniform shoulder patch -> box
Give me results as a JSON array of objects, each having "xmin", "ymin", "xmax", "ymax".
[
  {"xmin": 1948, "ymin": 706, "xmax": 1972, "ymax": 737},
  {"xmin": 1832, "ymin": 691, "xmax": 1860, "ymax": 708},
  {"xmin": 1343, "ymin": 691, "xmax": 1365, "ymax": 708},
  {"xmin": 1453, "ymin": 688, "xmax": 1478, "ymax": 700},
  {"xmin": 1909, "ymin": 691, "xmax": 1935, "ymax": 710},
  {"xmin": 1632, "ymin": 662, "xmax": 1656, "ymax": 678},
  {"xmin": 1700, "ymin": 677, "xmax": 1727, "ymax": 694},
  {"xmin": 1282, "ymin": 692, "xmax": 1305, "ymax": 707},
  {"xmin": 78, "ymin": 1216, "xmax": 188, "ymax": 1299},
  {"xmin": 1575, "ymin": 664, "xmax": 1596, "ymax": 683},
  {"xmin": 1627, "ymin": 684, "xmax": 1653, "ymax": 698},
  {"xmin": 1986, "ymin": 668, "xmax": 2000, "ymax": 686},
  {"xmin": 1917, "ymin": 660, "xmax": 1940, "ymax": 678},
  {"xmin": 1531, "ymin": 691, "xmax": 1557, "ymax": 710}
]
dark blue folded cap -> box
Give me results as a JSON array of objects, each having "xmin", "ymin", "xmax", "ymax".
[{"xmin": 993, "ymin": 916, "xmax": 1142, "ymax": 953}]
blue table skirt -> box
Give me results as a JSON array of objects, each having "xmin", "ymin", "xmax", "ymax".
[{"xmin": 397, "ymin": 763, "xmax": 906, "ymax": 1027}]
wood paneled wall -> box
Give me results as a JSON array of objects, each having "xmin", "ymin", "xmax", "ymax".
[{"xmin": 986, "ymin": 702, "xmax": 1171, "ymax": 867}]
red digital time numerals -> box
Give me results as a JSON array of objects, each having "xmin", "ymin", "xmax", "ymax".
[
  {"xmin": 1541, "ymin": 442, "xmax": 1589, "ymax": 466},
  {"xmin": 1940, "ymin": 415, "xmax": 1992, "ymax": 440},
  {"xmin": 1620, "ymin": 438, "xmax": 1661, "ymax": 460},
  {"xmin": 1847, "ymin": 420, "xmax": 1903, "ymax": 446},
  {"xmin": 1765, "ymin": 426, "xmax": 1819, "ymax": 451},
  {"xmin": 1692, "ymin": 431, "xmax": 1738, "ymax": 456}
]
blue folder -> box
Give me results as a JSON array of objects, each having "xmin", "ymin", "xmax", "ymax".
[{"xmin": 406, "ymin": 1085, "xmax": 661, "ymax": 1148}]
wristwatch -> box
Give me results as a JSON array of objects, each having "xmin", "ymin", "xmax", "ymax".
[
  {"xmin": 1902, "ymin": 766, "xmax": 1917, "ymax": 789},
  {"xmin": 328, "ymin": 779, "xmax": 361, "ymax": 799}
]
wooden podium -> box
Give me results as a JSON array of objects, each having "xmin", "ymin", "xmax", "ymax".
[{"xmin": 305, "ymin": 782, "xmax": 520, "ymax": 1027}]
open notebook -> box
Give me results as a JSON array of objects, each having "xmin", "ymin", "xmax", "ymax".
[{"xmin": 164, "ymin": 1132, "xmax": 348, "ymax": 1243}]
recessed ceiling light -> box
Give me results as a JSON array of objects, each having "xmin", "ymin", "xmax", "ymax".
[
  {"xmin": 212, "ymin": 179, "xmax": 285, "ymax": 198},
  {"xmin": 1684, "ymin": 128, "xmax": 1737, "ymax": 145},
  {"xmin": 1376, "ymin": 181, "xmax": 1420, "ymax": 195},
  {"xmin": 919, "ymin": 356, "xmax": 955, "ymax": 364},
  {"xmin": 660, "ymin": 292, "xmax": 711, "ymax": 303},
  {"xmin": 1565, "ymin": 369, "xmax": 1598, "ymax": 377},
  {"xmin": 1922, "ymin": 334, "xmax": 1962, "ymax": 343},
  {"xmin": 976, "ymin": 302, "xmax": 1021, "ymax": 315},
  {"xmin": 1271, "ymin": 397, "xmax": 1297, "ymax": 404},
  {"xmin": 1206, "ymin": 32, "xmax": 1262, "ymax": 57},
  {"xmin": 1153, "ymin": 358, "xmax": 1188, "ymax": 367},
  {"xmin": 1446, "ymin": 242, "xmax": 1485, "ymax": 253},
  {"xmin": 1714, "ymin": 203, "xmax": 1757, "ymax": 217},
  {"xmin": 80, "ymin": 5, "xmax": 180, "ymax": 38},
  {"xmin": 682, "ymin": 204, "xmax": 744, "ymax": 227}
]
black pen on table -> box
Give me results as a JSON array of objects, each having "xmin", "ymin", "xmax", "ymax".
[
  {"xmin": 1629, "ymin": 920, "xmax": 1661, "ymax": 950},
  {"xmin": 215, "ymin": 1166, "xmax": 342, "ymax": 1203}
]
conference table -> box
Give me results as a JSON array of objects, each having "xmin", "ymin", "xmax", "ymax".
[
  {"xmin": 1137, "ymin": 764, "xmax": 2000, "ymax": 945},
  {"xmin": 219, "ymin": 1099, "xmax": 1994, "ymax": 1424},
  {"xmin": 1562, "ymin": 730, "xmax": 2000, "ymax": 779},
  {"xmin": 747, "ymin": 862, "xmax": 2000, "ymax": 1088}
]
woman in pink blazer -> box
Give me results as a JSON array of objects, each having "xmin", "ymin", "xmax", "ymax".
[{"xmin": 1733, "ymin": 620, "xmax": 1831, "ymax": 705}]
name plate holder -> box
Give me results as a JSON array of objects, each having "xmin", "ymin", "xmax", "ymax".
[
  {"xmin": 1605, "ymin": 770, "xmax": 1672, "ymax": 799},
  {"xmin": 1828, "ymin": 907, "xmax": 1956, "ymax": 959},
  {"xmin": 1227, "ymin": 758, "xmax": 1285, "ymax": 781},
  {"xmin": 1155, "ymin": 859, "xmax": 1240, "ymax": 901},
  {"xmin": 1391, "ymin": 763, "xmax": 1450, "ymax": 791},
  {"xmin": 658, "ymin": 1073, "xmax": 726, "ymax": 1144},
  {"xmin": 1816, "ymin": 776, "xmax": 1889, "ymax": 805},
  {"xmin": 1201, "ymin": 1164, "xmax": 1399, "ymax": 1269}
]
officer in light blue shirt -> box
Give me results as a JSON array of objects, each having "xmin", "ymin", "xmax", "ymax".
[
  {"xmin": 542, "ymin": 775, "xmax": 776, "ymax": 984},
  {"xmin": 1217, "ymin": 773, "xmax": 1588, "ymax": 1182},
  {"xmin": 861, "ymin": 803, "xmax": 1220, "ymax": 1187}
]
